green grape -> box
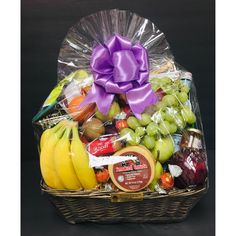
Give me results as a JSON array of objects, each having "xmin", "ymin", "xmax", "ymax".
[
  {"xmin": 173, "ymin": 79, "xmax": 181, "ymax": 86},
  {"xmin": 163, "ymin": 84, "xmax": 177, "ymax": 95},
  {"xmin": 181, "ymin": 85, "xmax": 190, "ymax": 94},
  {"xmin": 163, "ymin": 110, "xmax": 174, "ymax": 122},
  {"xmin": 139, "ymin": 113, "xmax": 152, "ymax": 126},
  {"xmin": 158, "ymin": 120, "xmax": 172, "ymax": 135},
  {"xmin": 120, "ymin": 128, "xmax": 134, "ymax": 140},
  {"xmin": 135, "ymin": 127, "xmax": 146, "ymax": 136},
  {"xmin": 164, "ymin": 107, "xmax": 178, "ymax": 123},
  {"xmin": 120, "ymin": 128, "xmax": 140, "ymax": 145},
  {"xmin": 162, "ymin": 95, "xmax": 178, "ymax": 107},
  {"xmin": 151, "ymin": 111, "xmax": 163, "ymax": 124},
  {"xmin": 165, "ymin": 88, "xmax": 177, "ymax": 95},
  {"xmin": 177, "ymin": 92, "xmax": 188, "ymax": 103},
  {"xmin": 150, "ymin": 78, "xmax": 160, "ymax": 84},
  {"xmin": 182, "ymin": 105, "xmax": 191, "ymax": 110},
  {"xmin": 169, "ymin": 122, "xmax": 177, "ymax": 134},
  {"xmin": 128, "ymin": 133, "xmax": 141, "ymax": 145},
  {"xmin": 150, "ymin": 78, "xmax": 161, "ymax": 90},
  {"xmin": 143, "ymin": 135, "xmax": 156, "ymax": 150},
  {"xmin": 164, "ymin": 112, "xmax": 174, "ymax": 122},
  {"xmin": 156, "ymin": 101, "xmax": 166, "ymax": 111},
  {"xmin": 127, "ymin": 116, "xmax": 140, "ymax": 130},
  {"xmin": 146, "ymin": 122, "xmax": 159, "ymax": 136},
  {"xmin": 140, "ymin": 137, "xmax": 145, "ymax": 146},
  {"xmin": 151, "ymin": 83, "xmax": 159, "ymax": 92},
  {"xmin": 159, "ymin": 77, "xmax": 172, "ymax": 84},
  {"xmin": 173, "ymin": 113, "xmax": 186, "ymax": 130},
  {"xmin": 181, "ymin": 107, "xmax": 196, "ymax": 124}
]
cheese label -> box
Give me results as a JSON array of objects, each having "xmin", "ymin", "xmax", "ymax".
[{"xmin": 110, "ymin": 151, "xmax": 153, "ymax": 192}]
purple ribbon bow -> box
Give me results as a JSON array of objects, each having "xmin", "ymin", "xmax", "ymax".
[{"xmin": 80, "ymin": 34, "xmax": 157, "ymax": 119}]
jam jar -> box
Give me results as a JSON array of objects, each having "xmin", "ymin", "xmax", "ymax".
[{"xmin": 180, "ymin": 128, "xmax": 203, "ymax": 150}]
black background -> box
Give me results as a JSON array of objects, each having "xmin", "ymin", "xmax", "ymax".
[{"xmin": 21, "ymin": 0, "xmax": 215, "ymax": 235}]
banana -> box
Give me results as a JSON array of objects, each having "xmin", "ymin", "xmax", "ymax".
[
  {"xmin": 71, "ymin": 126, "xmax": 97, "ymax": 190},
  {"xmin": 40, "ymin": 124, "xmax": 65, "ymax": 189},
  {"xmin": 54, "ymin": 125, "xmax": 82, "ymax": 189},
  {"xmin": 40, "ymin": 121, "xmax": 64, "ymax": 150}
]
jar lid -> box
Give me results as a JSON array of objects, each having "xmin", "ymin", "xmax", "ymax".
[{"xmin": 187, "ymin": 128, "xmax": 203, "ymax": 136}]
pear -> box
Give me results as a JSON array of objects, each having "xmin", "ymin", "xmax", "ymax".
[
  {"xmin": 95, "ymin": 101, "xmax": 121, "ymax": 121},
  {"xmin": 149, "ymin": 161, "xmax": 163, "ymax": 190},
  {"xmin": 95, "ymin": 108, "xmax": 108, "ymax": 122},
  {"xmin": 152, "ymin": 136, "xmax": 174, "ymax": 163},
  {"xmin": 108, "ymin": 101, "xmax": 121, "ymax": 120}
]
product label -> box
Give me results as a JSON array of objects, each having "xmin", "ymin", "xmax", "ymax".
[
  {"xmin": 112, "ymin": 151, "xmax": 152, "ymax": 192},
  {"xmin": 88, "ymin": 153, "xmax": 137, "ymax": 168},
  {"xmin": 188, "ymin": 136, "xmax": 203, "ymax": 149},
  {"xmin": 88, "ymin": 137, "xmax": 114, "ymax": 156},
  {"xmin": 172, "ymin": 134, "xmax": 182, "ymax": 153},
  {"xmin": 111, "ymin": 192, "xmax": 144, "ymax": 202}
]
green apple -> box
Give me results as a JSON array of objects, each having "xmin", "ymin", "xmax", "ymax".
[{"xmin": 152, "ymin": 136, "xmax": 174, "ymax": 163}]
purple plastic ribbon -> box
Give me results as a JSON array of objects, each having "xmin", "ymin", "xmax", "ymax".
[{"xmin": 80, "ymin": 34, "xmax": 157, "ymax": 119}]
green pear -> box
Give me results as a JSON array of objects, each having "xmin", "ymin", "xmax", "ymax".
[
  {"xmin": 95, "ymin": 108, "xmax": 108, "ymax": 122},
  {"xmin": 95, "ymin": 102, "xmax": 121, "ymax": 121},
  {"xmin": 108, "ymin": 102, "xmax": 121, "ymax": 120},
  {"xmin": 149, "ymin": 161, "xmax": 163, "ymax": 190},
  {"xmin": 152, "ymin": 136, "xmax": 174, "ymax": 163}
]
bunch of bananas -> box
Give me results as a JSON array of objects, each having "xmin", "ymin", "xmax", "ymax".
[{"xmin": 40, "ymin": 120, "xmax": 97, "ymax": 190}]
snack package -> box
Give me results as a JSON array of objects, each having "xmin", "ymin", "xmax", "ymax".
[{"xmin": 33, "ymin": 9, "xmax": 208, "ymax": 193}]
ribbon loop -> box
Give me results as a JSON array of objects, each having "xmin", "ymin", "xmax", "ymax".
[{"xmin": 79, "ymin": 34, "xmax": 157, "ymax": 117}]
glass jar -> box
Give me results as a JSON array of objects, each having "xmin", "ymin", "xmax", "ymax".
[{"xmin": 180, "ymin": 128, "xmax": 203, "ymax": 150}]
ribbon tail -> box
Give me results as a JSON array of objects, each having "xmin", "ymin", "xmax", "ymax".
[
  {"xmin": 79, "ymin": 83, "xmax": 114, "ymax": 115},
  {"xmin": 126, "ymin": 83, "xmax": 157, "ymax": 119}
]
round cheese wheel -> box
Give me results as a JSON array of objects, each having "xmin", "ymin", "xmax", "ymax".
[{"xmin": 108, "ymin": 146, "xmax": 155, "ymax": 192}]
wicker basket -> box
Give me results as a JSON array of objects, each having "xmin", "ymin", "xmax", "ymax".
[{"xmin": 41, "ymin": 180, "xmax": 208, "ymax": 224}]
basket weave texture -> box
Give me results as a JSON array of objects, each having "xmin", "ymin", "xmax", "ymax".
[{"xmin": 41, "ymin": 181, "xmax": 208, "ymax": 224}]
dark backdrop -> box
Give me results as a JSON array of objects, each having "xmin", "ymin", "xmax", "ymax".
[
  {"xmin": 21, "ymin": 0, "xmax": 215, "ymax": 235},
  {"xmin": 22, "ymin": 0, "xmax": 214, "ymax": 161}
]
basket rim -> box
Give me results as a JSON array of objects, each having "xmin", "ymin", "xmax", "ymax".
[{"xmin": 40, "ymin": 179, "xmax": 208, "ymax": 199}]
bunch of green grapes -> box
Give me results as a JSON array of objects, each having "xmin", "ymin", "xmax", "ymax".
[
  {"xmin": 151, "ymin": 77, "xmax": 196, "ymax": 137},
  {"xmin": 150, "ymin": 76, "xmax": 190, "ymax": 97},
  {"xmin": 119, "ymin": 114, "xmax": 156, "ymax": 149},
  {"xmin": 119, "ymin": 77, "xmax": 197, "ymax": 150}
]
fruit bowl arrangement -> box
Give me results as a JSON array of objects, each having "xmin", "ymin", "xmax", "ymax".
[{"xmin": 33, "ymin": 9, "xmax": 208, "ymax": 224}]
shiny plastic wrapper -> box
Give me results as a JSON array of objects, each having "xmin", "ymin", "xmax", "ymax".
[{"xmin": 33, "ymin": 9, "xmax": 208, "ymax": 194}]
